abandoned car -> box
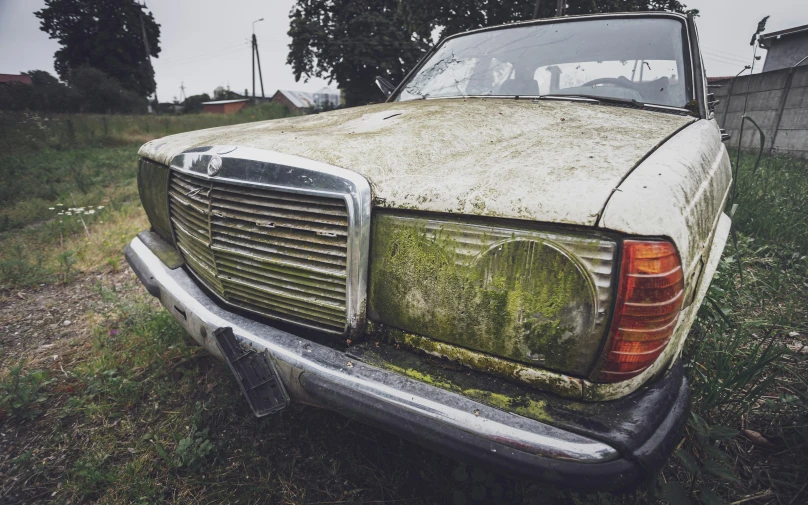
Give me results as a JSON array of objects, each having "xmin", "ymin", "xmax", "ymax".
[{"xmin": 126, "ymin": 12, "xmax": 731, "ymax": 490}]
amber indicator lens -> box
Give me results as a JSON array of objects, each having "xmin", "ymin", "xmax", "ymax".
[{"xmin": 597, "ymin": 240, "xmax": 684, "ymax": 382}]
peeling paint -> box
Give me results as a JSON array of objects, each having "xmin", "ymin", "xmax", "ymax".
[{"xmin": 138, "ymin": 99, "xmax": 694, "ymax": 225}]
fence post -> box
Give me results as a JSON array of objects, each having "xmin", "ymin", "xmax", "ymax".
[
  {"xmin": 770, "ymin": 55, "xmax": 808, "ymax": 153},
  {"xmin": 721, "ymin": 79, "xmax": 734, "ymax": 128}
]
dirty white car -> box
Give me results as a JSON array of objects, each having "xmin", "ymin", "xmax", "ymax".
[{"xmin": 127, "ymin": 12, "xmax": 731, "ymax": 490}]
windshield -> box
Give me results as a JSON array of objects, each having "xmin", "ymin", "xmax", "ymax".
[{"xmin": 395, "ymin": 17, "xmax": 693, "ymax": 108}]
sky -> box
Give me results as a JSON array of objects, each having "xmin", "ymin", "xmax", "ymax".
[{"xmin": 0, "ymin": 0, "xmax": 805, "ymax": 102}]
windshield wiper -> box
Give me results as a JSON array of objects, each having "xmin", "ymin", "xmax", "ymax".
[{"xmin": 537, "ymin": 94, "xmax": 692, "ymax": 114}]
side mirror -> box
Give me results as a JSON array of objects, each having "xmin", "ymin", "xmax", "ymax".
[
  {"xmin": 375, "ymin": 76, "xmax": 396, "ymax": 98},
  {"xmin": 720, "ymin": 128, "xmax": 731, "ymax": 142}
]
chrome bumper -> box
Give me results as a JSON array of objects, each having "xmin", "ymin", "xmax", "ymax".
[{"xmin": 125, "ymin": 235, "xmax": 650, "ymax": 489}]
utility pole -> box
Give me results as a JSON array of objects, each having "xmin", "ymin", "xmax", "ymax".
[
  {"xmin": 179, "ymin": 82, "xmax": 187, "ymax": 102},
  {"xmin": 138, "ymin": 1, "xmax": 158, "ymax": 109},
  {"xmin": 555, "ymin": 0, "xmax": 565, "ymax": 17},
  {"xmin": 252, "ymin": 18, "xmax": 265, "ymax": 99}
]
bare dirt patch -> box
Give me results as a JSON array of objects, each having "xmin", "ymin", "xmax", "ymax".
[{"xmin": 0, "ymin": 270, "xmax": 138, "ymax": 369}]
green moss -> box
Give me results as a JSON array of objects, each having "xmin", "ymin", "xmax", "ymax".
[
  {"xmin": 379, "ymin": 362, "xmax": 553, "ymax": 423},
  {"xmin": 368, "ymin": 214, "xmax": 597, "ymax": 373},
  {"xmin": 371, "ymin": 326, "xmax": 583, "ymax": 399}
]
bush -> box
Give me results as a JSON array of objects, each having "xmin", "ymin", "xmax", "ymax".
[
  {"xmin": 70, "ymin": 66, "xmax": 147, "ymax": 114},
  {"xmin": 0, "ymin": 67, "xmax": 147, "ymax": 114}
]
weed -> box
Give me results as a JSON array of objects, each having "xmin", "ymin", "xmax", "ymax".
[
  {"xmin": 57, "ymin": 249, "xmax": 77, "ymax": 283},
  {"xmin": 174, "ymin": 426, "xmax": 216, "ymax": 472},
  {"xmin": 68, "ymin": 453, "xmax": 114, "ymax": 500},
  {"xmin": 0, "ymin": 362, "xmax": 53, "ymax": 420}
]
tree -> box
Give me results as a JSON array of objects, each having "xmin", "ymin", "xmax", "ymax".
[
  {"xmin": 182, "ymin": 93, "xmax": 212, "ymax": 114},
  {"xmin": 288, "ymin": 0, "xmax": 433, "ymax": 106},
  {"xmin": 288, "ymin": 0, "xmax": 697, "ymax": 106},
  {"xmin": 69, "ymin": 66, "xmax": 147, "ymax": 113},
  {"xmin": 35, "ymin": 0, "xmax": 161, "ymax": 99}
]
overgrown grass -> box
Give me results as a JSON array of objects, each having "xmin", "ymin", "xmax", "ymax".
[
  {"xmin": 0, "ymin": 102, "xmax": 292, "ymax": 154},
  {"xmin": 0, "ymin": 103, "xmax": 293, "ymax": 288}
]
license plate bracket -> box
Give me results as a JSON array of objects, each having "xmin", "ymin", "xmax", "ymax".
[{"xmin": 213, "ymin": 327, "xmax": 290, "ymax": 416}]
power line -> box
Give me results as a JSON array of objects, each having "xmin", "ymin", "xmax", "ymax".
[
  {"xmin": 157, "ymin": 41, "xmax": 250, "ymax": 66},
  {"xmin": 704, "ymin": 52, "xmax": 753, "ymax": 66},
  {"xmin": 703, "ymin": 45, "xmax": 754, "ymax": 61},
  {"xmin": 157, "ymin": 44, "xmax": 250, "ymax": 69},
  {"xmin": 703, "ymin": 50, "xmax": 750, "ymax": 65}
]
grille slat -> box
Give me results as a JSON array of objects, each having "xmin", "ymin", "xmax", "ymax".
[
  {"xmin": 211, "ymin": 218, "xmax": 347, "ymax": 251},
  {"xmin": 209, "ymin": 206, "xmax": 348, "ymax": 236},
  {"xmin": 212, "ymin": 187, "xmax": 348, "ymax": 217},
  {"xmin": 169, "ymin": 170, "xmax": 349, "ymax": 334}
]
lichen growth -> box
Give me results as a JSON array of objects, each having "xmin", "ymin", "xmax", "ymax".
[
  {"xmin": 368, "ymin": 324, "xmax": 583, "ymax": 399},
  {"xmin": 368, "ymin": 214, "xmax": 596, "ymax": 373},
  {"xmin": 380, "ymin": 363, "xmax": 553, "ymax": 423}
]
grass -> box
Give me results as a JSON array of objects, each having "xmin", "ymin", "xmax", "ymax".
[
  {"xmin": 0, "ymin": 108, "xmax": 806, "ymax": 505},
  {"xmin": 0, "ymin": 103, "xmax": 292, "ymax": 289}
]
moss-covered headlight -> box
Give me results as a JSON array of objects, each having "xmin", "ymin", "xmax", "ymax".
[
  {"xmin": 137, "ymin": 158, "xmax": 172, "ymax": 241},
  {"xmin": 368, "ymin": 213, "xmax": 617, "ymax": 376}
]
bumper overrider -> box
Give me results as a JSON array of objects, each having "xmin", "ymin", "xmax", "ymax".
[{"xmin": 125, "ymin": 234, "xmax": 689, "ymax": 491}]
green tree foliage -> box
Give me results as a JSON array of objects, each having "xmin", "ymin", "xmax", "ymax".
[
  {"xmin": 182, "ymin": 94, "xmax": 212, "ymax": 114},
  {"xmin": 288, "ymin": 0, "xmax": 697, "ymax": 106},
  {"xmin": 0, "ymin": 68, "xmax": 146, "ymax": 113},
  {"xmin": 35, "ymin": 0, "xmax": 161, "ymax": 99},
  {"xmin": 69, "ymin": 66, "xmax": 147, "ymax": 113},
  {"xmin": 288, "ymin": 0, "xmax": 433, "ymax": 106}
]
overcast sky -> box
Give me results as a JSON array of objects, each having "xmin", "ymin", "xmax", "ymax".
[{"xmin": 1, "ymin": 0, "xmax": 805, "ymax": 101}]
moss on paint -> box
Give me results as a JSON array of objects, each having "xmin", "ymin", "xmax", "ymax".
[
  {"xmin": 368, "ymin": 214, "xmax": 597, "ymax": 373},
  {"xmin": 368, "ymin": 324, "xmax": 583, "ymax": 399},
  {"xmin": 379, "ymin": 363, "xmax": 553, "ymax": 423}
]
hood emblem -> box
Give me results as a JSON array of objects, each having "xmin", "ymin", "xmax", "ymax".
[{"xmin": 208, "ymin": 155, "xmax": 223, "ymax": 176}]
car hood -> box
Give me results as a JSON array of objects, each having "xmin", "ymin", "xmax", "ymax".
[{"xmin": 139, "ymin": 99, "xmax": 696, "ymax": 226}]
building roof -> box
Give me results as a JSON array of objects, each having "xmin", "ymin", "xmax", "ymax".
[
  {"xmin": 315, "ymin": 87, "xmax": 339, "ymax": 95},
  {"xmin": 0, "ymin": 73, "xmax": 32, "ymax": 85},
  {"xmin": 275, "ymin": 90, "xmax": 315, "ymax": 108},
  {"xmin": 202, "ymin": 99, "xmax": 249, "ymax": 105},
  {"xmin": 759, "ymin": 24, "xmax": 808, "ymax": 48}
]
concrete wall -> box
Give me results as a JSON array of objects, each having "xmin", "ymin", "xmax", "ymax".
[
  {"xmin": 762, "ymin": 32, "xmax": 808, "ymax": 72},
  {"xmin": 711, "ymin": 65, "xmax": 808, "ymax": 158}
]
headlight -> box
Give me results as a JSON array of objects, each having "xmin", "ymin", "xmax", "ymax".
[
  {"xmin": 137, "ymin": 158, "xmax": 172, "ymax": 241},
  {"xmin": 368, "ymin": 212, "xmax": 617, "ymax": 376}
]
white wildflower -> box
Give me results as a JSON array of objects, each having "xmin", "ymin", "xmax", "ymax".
[
  {"xmin": 56, "ymin": 203, "xmax": 63, "ymax": 206},
  {"xmin": 97, "ymin": 205, "xmax": 105, "ymax": 209},
  {"xmin": 88, "ymin": 209, "xmax": 95, "ymax": 214},
  {"xmin": 49, "ymin": 207, "xmax": 55, "ymax": 210}
]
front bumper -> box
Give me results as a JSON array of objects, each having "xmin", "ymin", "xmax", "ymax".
[{"xmin": 125, "ymin": 234, "xmax": 689, "ymax": 491}]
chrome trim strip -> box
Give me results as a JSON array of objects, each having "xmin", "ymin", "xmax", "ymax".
[
  {"xmin": 169, "ymin": 146, "xmax": 372, "ymax": 337},
  {"xmin": 127, "ymin": 236, "xmax": 620, "ymax": 463}
]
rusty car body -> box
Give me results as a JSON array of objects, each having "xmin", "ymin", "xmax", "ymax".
[{"xmin": 126, "ymin": 12, "xmax": 731, "ymax": 490}]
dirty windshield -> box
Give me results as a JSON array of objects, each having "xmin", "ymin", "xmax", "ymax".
[{"xmin": 395, "ymin": 17, "xmax": 693, "ymax": 108}]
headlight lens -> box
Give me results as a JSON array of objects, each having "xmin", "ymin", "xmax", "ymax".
[
  {"xmin": 368, "ymin": 213, "xmax": 617, "ymax": 376},
  {"xmin": 137, "ymin": 158, "xmax": 172, "ymax": 241}
]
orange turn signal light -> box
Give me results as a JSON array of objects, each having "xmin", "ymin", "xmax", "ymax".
[{"xmin": 596, "ymin": 240, "xmax": 684, "ymax": 382}]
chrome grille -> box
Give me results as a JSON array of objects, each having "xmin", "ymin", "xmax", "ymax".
[{"xmin": 169, "ymin": 171, "xmax": 349, "ymax": 333}]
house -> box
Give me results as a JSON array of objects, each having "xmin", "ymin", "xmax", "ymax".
[
  {"xmin": 0, "ymin": 73, "xmax": 33, "ymax": 85},
  {"xmin": 202, "ymin": 98, "xmax": 249, "ymax": 114},
  {"xmin": 313, "ymin": 87, "xmax": 341, "ymax": 109},
  {"xmin": 271, "ymin": 90, "xmax": 315, "ymax": 114},
  {"xmin": 760, "ymin": 24, "xmax": 808, "ymax": 72}
]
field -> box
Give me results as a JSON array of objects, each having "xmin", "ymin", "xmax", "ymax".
[{"xmin": 0, "ymin": 110, "xmax": 806, "ymax": 505}]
